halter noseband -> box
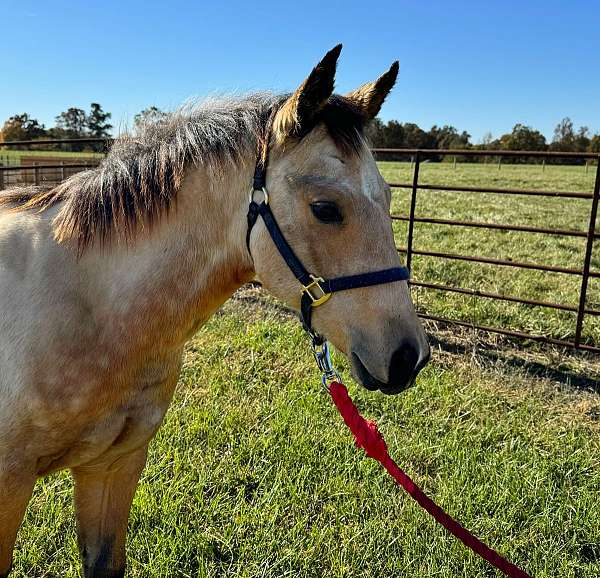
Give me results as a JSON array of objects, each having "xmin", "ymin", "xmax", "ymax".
[{"xmin": 245, "ymin": 129, "xmax": 410, "ymax": 344}]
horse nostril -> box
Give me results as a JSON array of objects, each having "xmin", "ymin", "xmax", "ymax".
[{"xmin": 388, "ymin": 341, "xmax": 424, "ymax": 390}]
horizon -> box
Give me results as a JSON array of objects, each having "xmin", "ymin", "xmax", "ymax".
[{"xmin": 2, "ymin": 0, "xmax": 599, "ymax": 143}]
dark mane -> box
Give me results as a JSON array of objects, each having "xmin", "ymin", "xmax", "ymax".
[{"xmin": 0, "ymin": 93, "xmax": 365, "ymax": 252}]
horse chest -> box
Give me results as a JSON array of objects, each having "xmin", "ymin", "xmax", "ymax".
[{"xmin": 29, "ymin": 352, "xmax": 182, "ymax": 474}]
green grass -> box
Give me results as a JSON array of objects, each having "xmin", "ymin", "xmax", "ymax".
[
  {"xmin": 0, "ymin": 149, "xmax": 103, "ymax": 163},
  {"xmin": 11, "ymin": 292, "xmax": 600, "ymax": 577},
  {"xmin": 379, "ymin": 161, "xmax": 600, "ymax": 346}
]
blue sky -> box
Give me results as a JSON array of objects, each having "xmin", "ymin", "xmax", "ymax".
[{"xmin": 2, "ymin": 0, "xmax": 598, "ymax": 142}]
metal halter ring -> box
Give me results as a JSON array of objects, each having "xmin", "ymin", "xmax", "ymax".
[{"xmin": 249, "ymin": 186, "xmax": 269, "ymax": 205}]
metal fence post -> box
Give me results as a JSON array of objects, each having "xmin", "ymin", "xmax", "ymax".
[
  {"xmin": 0, "ymin": 167, "xmax": 4, "ymax": 191},
  {"xmin": 574, "ymin": 156, "xmax": 600, "ymax": 347},
  {"xmin": 406, "ymin": 152, "xmax": 421, "ymax": 273}
]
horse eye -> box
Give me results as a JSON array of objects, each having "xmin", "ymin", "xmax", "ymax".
[{"xmin": 310, "ymin": 201, "xmax": 343, "ymax": 224}]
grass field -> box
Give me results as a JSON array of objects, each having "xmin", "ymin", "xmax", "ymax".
[
  {"xmin": 0, "ymin": 149, "xmax": 103, "ymax": 164},
  {"xmin": 8, "ymin": 161, "xmax": 600, "ymax": 577}
]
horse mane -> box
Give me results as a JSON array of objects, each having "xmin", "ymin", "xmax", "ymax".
[{"xmin": 0, "ymin": 93, "xmax": 365, "ymax": 253}]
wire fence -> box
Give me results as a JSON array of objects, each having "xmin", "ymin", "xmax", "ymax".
[{"xmin": 1, "ymin": 139, "xmax": 599, "ymax": 353}]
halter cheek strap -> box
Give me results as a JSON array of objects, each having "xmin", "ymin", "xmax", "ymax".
[{"xmin": 246, "ymin": 161, "xmax": 410, "ymax": 341}]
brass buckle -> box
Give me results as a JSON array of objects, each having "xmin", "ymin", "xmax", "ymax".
[{"xmin": 302, "ymin": 275, "xmax": 332, "ymax": 307}]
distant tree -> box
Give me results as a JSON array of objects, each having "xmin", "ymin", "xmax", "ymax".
[
  {"xmin": 134, "ymin": 106, "xmax": 167, "ymax": 129},
  {"xmin": 86, "ymin": 103, "xmax": 112, "ymax": 152},
  {"xmin": 402, "ymin": 123, "xmax": 434, "ymax": 149},
  {"xmin": 481, "ymin": 132, "xmax": 494, "ymax": 147},
  {"xmin": 574, "ymin": 126, "xmax": 590, "ymax": 152},
  {"xmin": 87, "ymin": 103, "xmax": 112, "ymax": 138},
  {"xmin": 502, "ymin": 124, "xmax": 547, "ymax": 151},
  {"xmin": 53, "ymin": 107, "xmax": 89, "ymax": 151},
  {"xmin": 0, "ymin": 113, "xmax": 47, "ymax": 144},
  {"xmin": 366, "ymin": 119, "xmax": 472, "ymax": 160},
  {"xmin": 365, "ymin": 118, "xmax": 386, "ymax": 147},
  {"xmin": 429, "ymin": 125, "xmax": 471, "ymax": 149},
  {"xmin": 550, "ymin": 117, "xmax": 576, "ymax": 151},
  {"xmin": 589, "ymin": 134, "xmax": 600, "ymax": 153},
  {"xmin": 55, "ymin": 107, "xmax": 88, "ymax": 137},
  {"xmin": 382, "ymin": 120, "xmax": 405, "ymax": 148}
]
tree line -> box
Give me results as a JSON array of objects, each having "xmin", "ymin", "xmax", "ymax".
[
  {"xmin": 0, "ymin": 104, "xmax": 113, "ymax": 152},
  {"xmin": 1, "ymin": 104, "xmax": 598, "ymax": 159},
  {"xmin": 0, "ymin": 105, "xmax": 166, "ymax": 153},
  {"xmin": 368, "ymin": 117, "xmax": 600, "ymax": 159}
]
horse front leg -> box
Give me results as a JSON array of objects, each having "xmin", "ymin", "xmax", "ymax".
[
  {"xmin": 0, "ymin": 463, "xmax": 36, "ymax": 578},
  {"xmin": 72, "ymin": 446, "xmax": 148, "ymax": 578}
]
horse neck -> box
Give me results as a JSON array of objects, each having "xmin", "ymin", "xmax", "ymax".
[{"xmin": 87, "ymin": 156, "xmax": 256, "ymax": 352}]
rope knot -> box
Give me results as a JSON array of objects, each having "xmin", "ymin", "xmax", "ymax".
[{"xmin": 328, "ymin": 381, "xmax": 388, "ymax": 462}]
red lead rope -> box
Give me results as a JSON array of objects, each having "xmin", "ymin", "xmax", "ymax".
[{"xmin": 328, "ymin": 380, "xmax": 532, "ymax": 578}]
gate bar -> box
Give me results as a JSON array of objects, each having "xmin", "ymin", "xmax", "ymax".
[
  {"xmin": 574, "ymin": 159, "xmax": 600, "ymax": 346},
  {"xmin": 405, "ymin": 152, "xmax": 420, "ymax": 272},
  {"xmin": 392, "ymin": 214, "xmax": 594, "ymax": 238},
  {"xmin": 397, "ymin": 247, "xmax": 600, "ymax": 278},
  {"xmin": 388, "ymin": 182, "xmax": 595, "ymax": 200},
  {"xmin": 410, "ymin": 280, "xmax": 600, "ymax": 316}
]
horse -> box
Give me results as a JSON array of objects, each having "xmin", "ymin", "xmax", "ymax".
[{"xmin": 0, "ymin": 45, "xmax": 429, "ymax": 578}]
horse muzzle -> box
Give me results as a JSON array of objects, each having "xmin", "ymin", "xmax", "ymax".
[{"xmin": 351, "ymin": 340, "xmax": 430, "ymax": 395}]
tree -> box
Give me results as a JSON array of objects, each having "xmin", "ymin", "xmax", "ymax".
[
  {"xmin": 0, "ymin": 113, "xmax": 47, "ymax": 143},
  {"xmin": 365, "ymin": 118, "xmax": 386, "ymax": 147},
  {"xmin": 53, "ymin": 107, "xmax": 89, "ymax": 151},
  {"xmin": 551, "ymin": 117, "xmax": 576, "ymax": 151},
  {"xmin": 51, "ymin": 104, "xmax": 112, "ymax": 150},
  {"xmin": 574, "ymin": 126, "xmax": 590, "ymax": 152},
  {"xmin": 382, "ymin": 120, "xmax": 405, "ymax": 148},
  {"xmin": 134, "ymin": 106, "xmax": 167, "ymax": 129},
  {"xmin": 86, "ymin": 103, "xmax": 112, "ymax": 152},
  {"xmin": 589, "ymin": 134, "xmax": 600, "ymax": 153},
  {"xmin": 55, "ymin": 107, "xmax": 88, "ymax": 138},
  {"xmin": 87, "ymin": 103, "xmax": 112, "ymax": 138},
  {"xmin": 429, "ymin": 125, "xmax": 471, "ymax": 149},
  {"xmin": 481, "ymin": 132, "xmax": 494, "ymax": 147},
  {"xmin": 502, "ymin": 124, "xmax": 547, "ymax": 151},
  {"xmin": 402, "ymin": 123, "xmax": 434, "ymax": 149}
]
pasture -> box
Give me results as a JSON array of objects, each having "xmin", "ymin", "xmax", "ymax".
[
  {"xmin": 9, "ymin": 161, "xmax": 600, "ymax": 577},
  {"xmin": 0, "ymin": 149, "xmax": 103, "ymax": 163}
]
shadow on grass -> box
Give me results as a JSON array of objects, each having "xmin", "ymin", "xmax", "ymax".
[{"xmin": 428, "ymin": 332, "xmax": 600, "ymax": 394}]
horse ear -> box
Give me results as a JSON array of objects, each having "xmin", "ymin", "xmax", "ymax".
[
  {"xmin": 346, "ymin": 61, "xmax": 399, "ymax": 120},
  {"xmin": 273, "ymin": 44, "xmax": 342, "ymax": 141}
]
